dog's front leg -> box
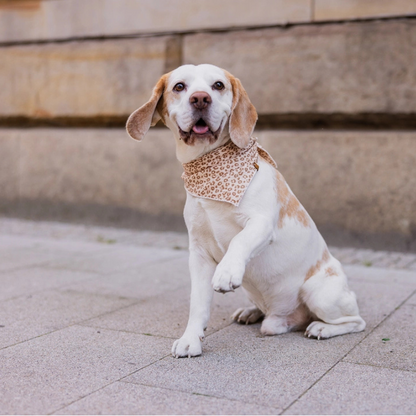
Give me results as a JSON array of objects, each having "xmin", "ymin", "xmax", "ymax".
[
  {"xmin": 172, "ymin": 250, "xmax": 216, "ymax": 358},
  {"xmin": 212, "ymin": 217, "xmax": 273, "ymax": 293}
]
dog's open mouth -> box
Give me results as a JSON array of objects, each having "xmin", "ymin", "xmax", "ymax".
[
  {"xmin": 178, "ymin": 118, "xmax": 222, "ymax": 145},
  {"xmin": 192, "ymin": 118, "xmax": 210, "ymax": 135}
]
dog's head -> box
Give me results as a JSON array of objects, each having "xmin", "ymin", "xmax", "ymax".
[{"xmin": 126, "ymin": 64, "xmax": 257, "ymax": 150}]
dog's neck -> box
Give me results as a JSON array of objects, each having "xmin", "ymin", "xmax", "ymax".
[
  {"xmin": 165, "ymin": 119, "xmax": 232, "ymax": 164},
  {"xmin": 175, "ymin": 134, "xmax": 231, "ymax": 164}
]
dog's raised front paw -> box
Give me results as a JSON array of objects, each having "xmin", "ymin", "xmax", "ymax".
[
  {"xmin": 211, "ymin": 259, "xmax": 245, "ymax": 293},
  {"xmin": 172, "ymin": 333, "xmax": 202, "ymax": 358}
]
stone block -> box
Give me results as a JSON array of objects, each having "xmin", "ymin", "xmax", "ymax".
[
  {"xmin": 257, "ymin": 130, "xmax": 416, "ymax": 236},
  {"xmin": 285, "ymin": 362, "xmax": 416, "ymax": 414},
  {"xmin": 0, "ymin": 325, "xmax": 171, "ymax": 414},
  {"xmin": 344, "ymin": 301, "xmax": 416, "ymax": 372},
  {"xmin": 314, "ymin": 0, "xmax": 416, "ymax": 21},
  {"xmin": 0, "ymin": 288, "xmax": 135, "ymax": 349},
  {"xmin": 124, "ymin": 322, "xmax": 363, "ymax": 411},
  {"xmin": 0, "ymin": 265, "xmax": 99, "ymax": 302},
  {"xmin": 0, "ymin": 234, "xmax": 104, "ymax": 272},
  {"xmin": 63, "ymin": 254, "xmax": 190, "ymax": 299},
  {"xmin": 46, "ymin": 244, "xmax": 185, "ymax": 275},
  {"xmin": 3, "ymin": 128, "xmax": 186, "ymax": 215},
  {"xmin": 2, "ymin": 128, "xmax": 416, "ymax": 245},
  {"xmin": 55, "ymin": 381, "xmax": 278, "ymax": 415},
  {"xmin": 0, "ymin": 135, "xmax": 19, "ymax": 202},
  {"xmin": 83, "ymin": 282, "xmax": 250, "ymax": 339},
  {"xmin": 0, "ymin": 0, "xmax": 311, "ymax": 43},
  {"xmin": 0, "ymin": 37, "xmax": 168, "ymax": 117},
  {"xmin": 184, "ymin": 19, "xmax": 416, "ymax": 114}
]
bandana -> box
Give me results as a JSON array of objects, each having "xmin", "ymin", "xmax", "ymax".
[{"xmin": 181, "ymin": 138, "xmax": 277, "ymax": 206}]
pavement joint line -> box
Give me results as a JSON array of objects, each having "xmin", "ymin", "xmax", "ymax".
[
  {"xmin": 35, "ymin": 250, "xmax": 186, "ymax": 276},
  {"xmin": 0, "ymin": 297, "xmax": 142, "ymax": 352},
  {"xmin": 77, "ymin": 323, "xmax": 178, "ymax": 340},
  {"xmin": 119, "ymin": 379, "xmax": 282, "ymax": 412},
  {"xmin": 280, "ymin": 286, "xmax": 416, "ymax": 415},
  {"xmin": 0, "ymin": 260, "xmax": 52, "ymax": 274},
  {"xmin": 48, "ymin": 352, "xmax": 173, "ymax": 415},
  {"xmin": 340, "ymin": 360, "xmax": 416, "ymax": 374},
  {"xmin": 0, "ymin": 271, "xmax": 105, "ymax": 303}
]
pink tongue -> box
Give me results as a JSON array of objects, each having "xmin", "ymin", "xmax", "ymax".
[{"xmin": 192, "ymin": 124, "xmax": 209, "ymax": 134}]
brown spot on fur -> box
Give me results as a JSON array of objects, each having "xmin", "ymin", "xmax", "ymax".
[
  {"xmin": 305, "ymin": 248, "xmax": 330, "ymax": 281},
  {"xmin": 276, "ymin": 171, "xmax": 310, "ymax": 228},
  {"xmin": 325, "ymin": 267, "xmax": 337, "ymax": 277}
]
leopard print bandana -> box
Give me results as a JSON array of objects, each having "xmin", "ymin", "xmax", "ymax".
[{"xmin": 181, "ymin": 138, "xmax": 277, "ymax": 206}]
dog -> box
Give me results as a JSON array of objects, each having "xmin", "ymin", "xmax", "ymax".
[{"xmin": 126, "ymin": 64, "xmax": 366, "ymax": 358}]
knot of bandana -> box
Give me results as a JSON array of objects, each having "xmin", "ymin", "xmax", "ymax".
[{"xmin": 181, "ymin": 138, "xmax": 277, "ymax": 206}]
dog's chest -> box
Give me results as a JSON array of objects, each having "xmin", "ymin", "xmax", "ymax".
[{"xmin": 185, "ymin": 196, "xmax": 245, "ymax": 263}]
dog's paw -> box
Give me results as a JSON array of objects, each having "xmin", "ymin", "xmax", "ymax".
[
  {"xmin": 212, "ymin": 259, "xmax": 245, "ymax": 293},
  {"xmin": 172, "ymin": 333, "xmax": 203, "ymax": 358},
  {"xmin": 304, "ymin": 321, "xmax": 332, "ymax": 340},
  {"xmin": 232, "ymin": 306, "xmax": 264, "ymax": 324},
  {"xmin": 260, "ymin": 315, "xmax": 290, "ymax": 336}
]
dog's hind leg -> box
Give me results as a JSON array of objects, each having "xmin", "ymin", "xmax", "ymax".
[
  {"xmin": 301, "ymin": 263, "xmax": 366, "ymax": 340},
  {"xmin": 232, "ymin": 306, "xmax": 264, "ymax": 324}
]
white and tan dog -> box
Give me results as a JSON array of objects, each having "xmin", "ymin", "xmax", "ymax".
[{"xmin": 126, "ymin": 64, "xmax": 366, "ymax": 358}]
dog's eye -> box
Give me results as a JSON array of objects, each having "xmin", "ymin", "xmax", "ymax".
[
  {"xmin": 213, "ymin": 81, "xmax": 225, "ymax": 91},
  {"xmin": 173, "ymin": 83, "xmax": 185, "ymax": 92}
]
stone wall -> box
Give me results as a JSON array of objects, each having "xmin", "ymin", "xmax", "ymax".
[{"xmin": 1, "ymin": 0, "xmax": 416, "ymax": 251}]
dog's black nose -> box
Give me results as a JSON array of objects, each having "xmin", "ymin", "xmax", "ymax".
[{"xmin": 189, "ymin": 91, "xmax": 212, "ymax": 110}]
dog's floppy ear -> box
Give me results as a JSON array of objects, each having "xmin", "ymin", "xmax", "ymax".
[
  {"xmin": 228, "ymin": 75, "xmax": 258, "ymax": 148},
  {"xmin": 126, "ymin": 74, "xmax": 169, "ymax": 141}
]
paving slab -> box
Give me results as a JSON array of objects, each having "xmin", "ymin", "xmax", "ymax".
[
  {"xmin": 55, "ymin": 380, "xmax": 278, "ymax": 415},
  {"xmin": 0, "ymin": 287, "xmax": 135, "ymax": 350},
  {"xmin": 0, "ymin": 218, "xmax": 190, "ymax": 249},
  {"xmin": 344, "ymin": 296, "xmax": 416, "ymax": 372},
  {"xmin": 123, "ymin": 323, "xmax": 365, "ymax": 412},
  {"xmin": 64, "ymin": 255, "xmax": 190, "ymax": 300},
  {"xmin": 1, "ymin": 218, "xmax": 416, "ymax": 415},
  {"xmin": 284, "ymin": 361, "xmax": 416, "ymax": 415},
  {"xmin": 0, "ymin": 325, "xmax": 171, "ymax": 415},
  {"xmin": 0, "ymin": 267, "xmax": 99, "ymax": 302},
  {"xmin": 82, "ymin": 286, "xmax": 250, "ymax": 339},
  {"xmin": 347, "ymin": 282, "xmax": 411, "ymax": 330},
  {"xmin": 46, "ymin": 244, "xmax": 185, "ymax": 275},
  {"xmin": 0, "ymin": 234, "xmax": 110, "ymax": 272},
  {"xmin": 345, "ymin": 264, "xmax": 416, "ymax": 288}
]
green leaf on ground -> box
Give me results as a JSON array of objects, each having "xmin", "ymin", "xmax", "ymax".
[
  {"xmin": 382, "ymin": 338, "xmax": 390, "ymax": 342},
  {"xmin": 97, "ymin": 235, "xmax": 117, "ymax": 244}
]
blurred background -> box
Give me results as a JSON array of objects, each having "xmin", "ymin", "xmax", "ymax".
[{"xmin": 1, "ymin": 0, "xmax": 416, "ymax": 252}]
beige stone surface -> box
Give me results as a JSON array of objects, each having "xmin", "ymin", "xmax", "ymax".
[
  {"xmin": 0, "ymin": 135, "xmax": 19, "ymax": 201},
  {"xmin": 1, "ymin": 128, "xmax": 185, "ymax": 215},
  {"xmin": 314, "ymin": 0, "xmax": 416, "ymax": 21},
  {"xmin": 0, "ymin": 0, "xmax": 311, "ymax": 43},
  {"xmin": 1, "ymin": 128, "xmax": 416, "ymax": 238},
  {"xmin": 257, "ymin": 130, "xmax": 416, "ymax": 236},
  {"xmin": 1, "ymin": 220, "xmax": 415, "ymax": 415},
  {"xmin": 2, "ymin": 19, "xmax": 416, "ymax": 118},
  {"xmin": 0, "ymin": 37, "xmax": 167, "ymax": 117},
  {"xmin": 184, "ymin": 20, "xmax": 416, "ymax": 114},
  {"xmin": 55, "ymin": 381, "xmax": 278, "ymax": 415}
]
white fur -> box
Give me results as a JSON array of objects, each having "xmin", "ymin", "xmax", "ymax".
[{"xmin": 127, "ymin": 64, "xmax": 366, "ymax": 358}]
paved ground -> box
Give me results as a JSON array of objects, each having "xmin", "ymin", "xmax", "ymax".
[{"xmin": 1, "ymin": 218, "xmax": 416, "ymax": 415}]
